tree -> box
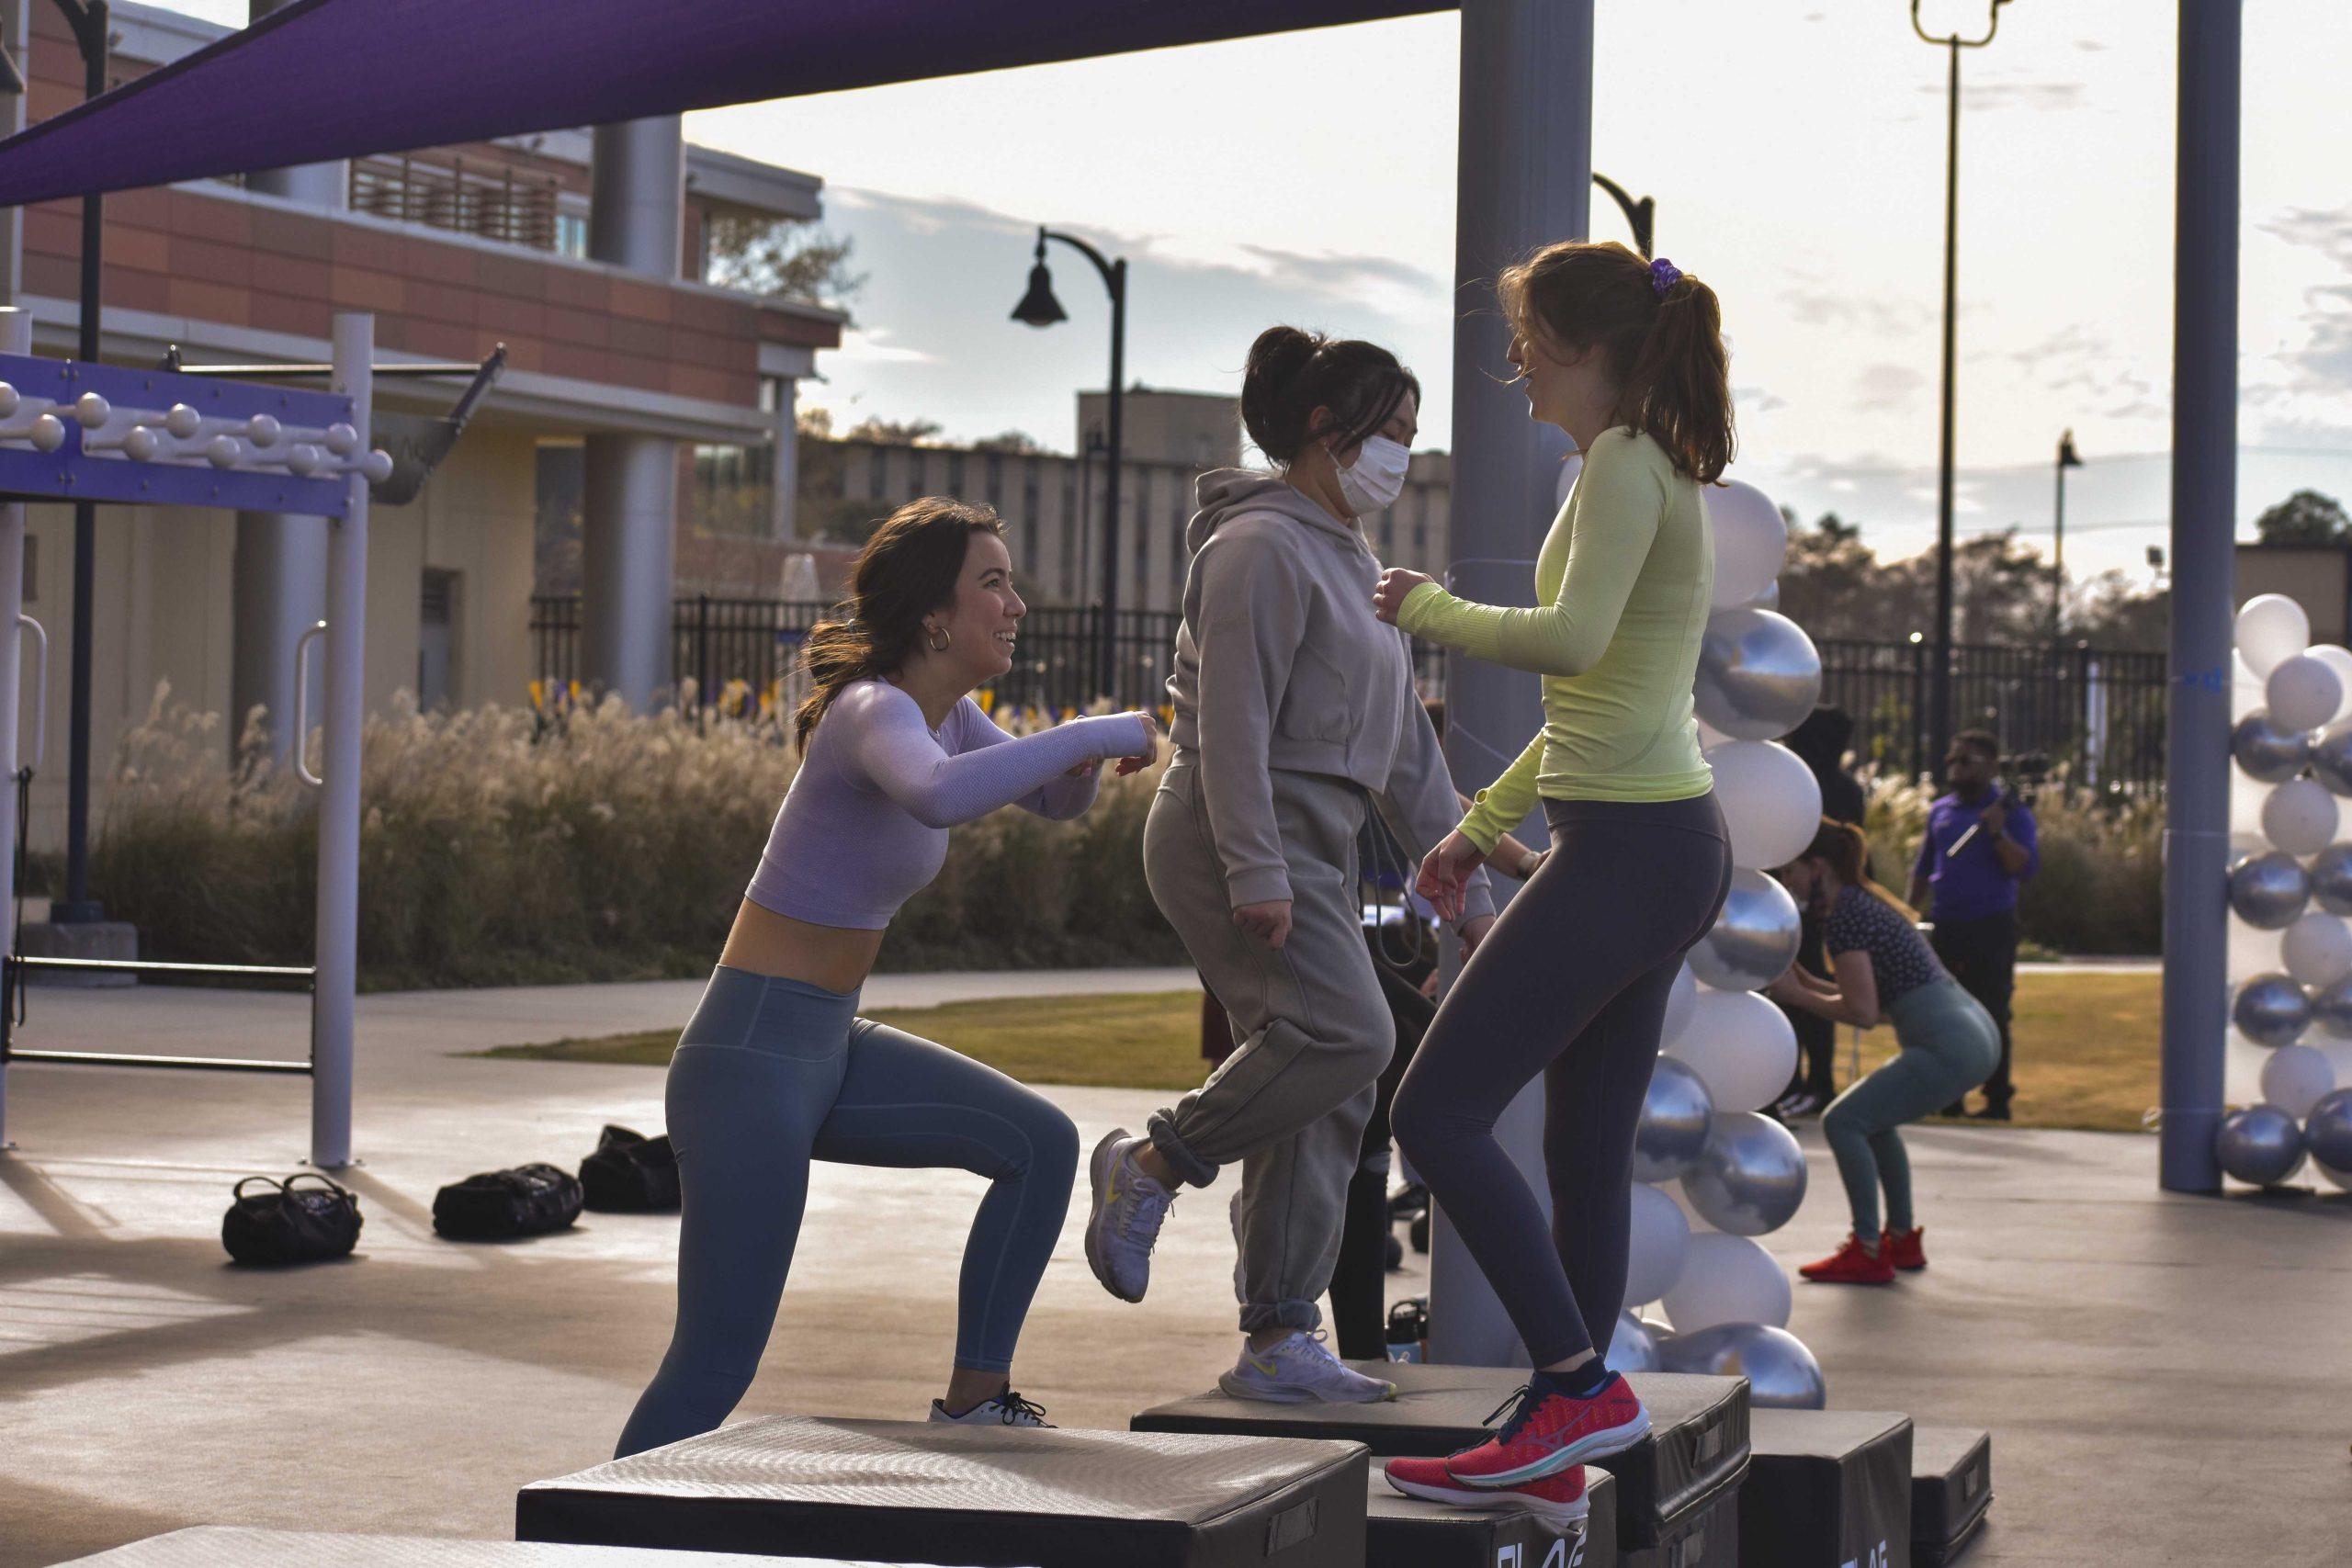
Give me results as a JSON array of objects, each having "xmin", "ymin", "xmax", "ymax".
[
  {"xmin": 703, "ymin": 214, "xmax": 866, "ymax": 305},
  {"xmin": 842, "ymin": 416, "xmax": 942, "ymax": 446},
  {"xmin": 2254, "ymin": 489, "xmax": 2350, "ymax": 546},
  {"xmin": 974, "ymin": 431, "xmax": 1045, "ymax": 454}
]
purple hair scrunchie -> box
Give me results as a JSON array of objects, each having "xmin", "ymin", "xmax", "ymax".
[{"xmin": 1649, "ymin": 256, "xmax": 1683, "ymax": 298}]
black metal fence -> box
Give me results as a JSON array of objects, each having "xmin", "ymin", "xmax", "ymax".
[{"xmin": 528, "ymin": 597, "xmax": 2168, "ymax": 793}]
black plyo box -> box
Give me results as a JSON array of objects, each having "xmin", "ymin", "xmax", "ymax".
[
  {"xmin": 1134, "ymin": 1364, "xmax": 1748, "ymax": 1549},
  {"xmin": 1739, "ymin": 1408, "xmax": 1914, "ymax": 1568},
  {"xmin": 1365, "ymin": 1461, "xmax": 1618, "ymax": 1568},
  {"xmin": 516, "ymin": 1416, "xmax": 1367, "ymax": 1568},
  {"xmin": 51, "ymin": 1529, "xmax": 852, "ymax": 1567},
  {"xmin": 1620, "ymin": 1483, "xmax": 1740, "ymax": 1568},
  {"xmin": 1909, "ymin": 1427, "xmax": 1992, "ymax": 1567}
]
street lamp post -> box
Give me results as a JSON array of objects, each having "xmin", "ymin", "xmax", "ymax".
[
  {"xmin": 1590, "ymin": 173, "xmax": 1654, "ymax": 258},
  {"xmin": 1012, "ymin": 228, "xmax": 1126, "ymax": 704},
  {"xmin": 50, "ymin": 0, "xmax": 108, "ymax": 923},
  {"xmin": 1912, "ymin": 0, "xmax": 2013, "ymax": 777},
  {"xmin": 2052, "ymin": 427, "xmax": 2083, "ymax": 638}
]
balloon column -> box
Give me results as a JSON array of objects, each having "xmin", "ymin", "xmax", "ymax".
[
  {"xmin": 1606, "ymin": 478, "xmax": 1828, "ymax": 1408},
  {"xmin": 2222, "ymin": 593, "xmax": 2352, "ymax": 1189}
]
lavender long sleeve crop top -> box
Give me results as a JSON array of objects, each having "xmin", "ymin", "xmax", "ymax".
[{"xmin": 744, "ymin": 678, "xmax": 1152, "ymax": 930}]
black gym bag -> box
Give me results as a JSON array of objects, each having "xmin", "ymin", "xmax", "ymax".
[
  {"xmin": 578, "ymin": 1123, "xmax": 681, "ymax": 1213},
  {"xmin": 221, "ymin": 1173, "xmax": 364, "ymax": 1265},
  {"xmin": 432, "ymin": 1162, "xmax": 583, "ymax": 1240}
]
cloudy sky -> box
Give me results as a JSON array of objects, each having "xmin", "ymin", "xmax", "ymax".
[{"xmin": 162, "ymin": 1, "xmax": 2352, "ymax": 584}]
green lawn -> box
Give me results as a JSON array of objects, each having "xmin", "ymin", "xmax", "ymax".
[{"xmin": 481, "ymin": 970, "xmax": 2165, "ymax": 1134}]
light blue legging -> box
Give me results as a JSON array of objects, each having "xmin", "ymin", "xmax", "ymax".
[
  {"xmin": 615, "ymin": 966, "xmax": 1079, "ymax": 1458},
  {"xmin": 1820, "ymin": 977, "xmax": 2001, "ymax": 1238}
]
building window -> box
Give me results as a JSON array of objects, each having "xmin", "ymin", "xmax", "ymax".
[
  {"xmin": 692, "ymin": 443, "xmax": 775, "ymax": 539},
  {"xmin": 350, "ymin": 153, "xmax": 564, "ymax": 251},
  {"xmin": 867, "ymin": 447, "xmax": 888, "ymax": 501},
  {"xmin": 555, "ymin": 211, "xmax": 589, "ymax": 258},
  {"xmin": 946, "ymin": 452, "xmax": 966, "ymax": 498}
]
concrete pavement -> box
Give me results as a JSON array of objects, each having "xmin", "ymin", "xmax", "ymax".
[{"xmin": 0, "ymin": 974, "xmax": 2346, "ymax": 1567}]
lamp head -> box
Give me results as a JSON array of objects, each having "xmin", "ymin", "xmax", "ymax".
[
  {"xmin": 2058, "ymin": 429, "xmax": 2084, "ymax": 468},
  {"xmin": 1011, "ymin": 231, "xmax": 1066, "ymax": 328}
]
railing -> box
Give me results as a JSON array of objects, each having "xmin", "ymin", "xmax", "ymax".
[
  {"xmin": 1816, "ymin": 637, "xmax": 2167, "ymax": 792},
  {"xmin": 350, "ymin": 155, "xmax": 562, "ymax": 252},
  {"xmin": 527, "ymin": 597, "xmax": 2168, "ymax": 793}
]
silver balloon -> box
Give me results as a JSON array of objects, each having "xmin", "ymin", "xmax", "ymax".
[
  {"xmin": 1632, "ymin": 1056, "xmax": 1715, "ymax": 1183},
  {"xmin": 1694, "ymin": 607, "xmax": 1823, "ymax": 742},
  {"xmin": 1689, "ymin": 868, "xmax": 1804, "ymax": 991},
  {"xmin": 2311, "ymin": 843, "xmax": 2352, "ymax": 916},
  {"xmin": 2227, "ymin": 852, "xmax": 2312, "ymax": 931},
  {"xmin": 2303, "ymin": 1087, "xmax": 2352, "ymax": 1169},
  {"xmin": 2234, "ymin": 709, "xmax": 2314, "ymax": 784},
  {"xmin": 1657, "ymin": 1323, "xmax": 1826, "ymax": 1409},
  {"xmin": 2214, "ymin": 1104, "xmax": 2307, "ymax": 1185},
  {"xmin": 2233, "ymin": 973, "xmax": 2312, "ymax": 1046},
  {"xmin": 2312, "ymin": 727, "xmax": 2352, "ymax": 795},
  {"xmin": 1603, "ymin": 1310, "xmax": 1661, "ymax": 1374},
  {"xmin": 1679, "ymin": 1111, "xmax": 1809, "ymax": 1235},
  {"xmin": 2310, "ymin": 977, "xmax": 2352, "ymax": 1040}
]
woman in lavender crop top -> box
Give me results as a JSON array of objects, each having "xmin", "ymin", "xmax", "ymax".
[{"xmin": 614, "ymin": 499, "xmax": 1156, "ymax": 1457}]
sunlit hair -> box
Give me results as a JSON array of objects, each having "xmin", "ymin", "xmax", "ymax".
[
  {"xmin": 1240, "ymin": 325, "xmax": 1419, "ymax": 465},
  {"xmin": 795, "ymin": 497, "xmax": 1004, "ymax": 745},
  {"xmin": 1498, "ymin": 240, "xmax": 1734, "ymax": 483}
]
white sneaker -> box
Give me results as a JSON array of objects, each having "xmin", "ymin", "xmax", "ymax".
[
  {"xmin": 1084, "ymin": 1129, "xmax": 1175, "ymax": 1303},
  {"xmin": 1218, "ymin": 1330, "xmax": 1398, "ymax": 1404},
  {"xmin": 929, "ymin": 1391, "xmax": 1051, "ymax": 1427}
]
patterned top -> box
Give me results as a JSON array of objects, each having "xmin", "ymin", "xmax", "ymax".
[{"xmin": 1822, "ymin": 884, "xmax": 1947, "ymax": 1008}]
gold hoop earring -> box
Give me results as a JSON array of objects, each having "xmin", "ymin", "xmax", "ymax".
[{"xmin": 927, "ymin": 626, "xmax": 951, "ymax": 654}]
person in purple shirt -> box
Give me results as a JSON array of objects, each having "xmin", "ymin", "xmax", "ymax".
[{"xmin": 1905, "ymin": 729, "xmax": 2039, "ymax": 1119}]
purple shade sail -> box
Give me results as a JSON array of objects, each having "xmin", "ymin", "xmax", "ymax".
[{"xmin": 0, "ymin": 0, "xmax": 1441, "ymax": 209}]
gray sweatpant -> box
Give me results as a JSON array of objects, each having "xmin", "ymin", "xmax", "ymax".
[{"xmin": 1143, "ymin": 760, "xmax": 1393, "ymax": 1334}]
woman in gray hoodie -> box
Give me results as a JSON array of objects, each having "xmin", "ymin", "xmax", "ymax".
[{"xmin": 1083, "ymin": 327, "xmax": 1495, "ymax": 1404}]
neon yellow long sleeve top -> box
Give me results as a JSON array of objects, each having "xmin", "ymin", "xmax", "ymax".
[{"xmin": 1397, "ymin": 427, "xmax": 1714, "ymax": 849}]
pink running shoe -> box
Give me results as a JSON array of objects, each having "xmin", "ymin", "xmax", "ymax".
[
  {"xmin": 1442, "ymin": 1372, "xmax": 1650, "ymax": 1488},
  {"xmin": 1385, "ymin": 1454, "xmax": 1590, "ymax": 1524}
]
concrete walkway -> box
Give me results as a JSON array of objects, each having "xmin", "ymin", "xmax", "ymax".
[{"xmin": 0, "ymin": 975, "xmax": 2346, "ymax": 1567}]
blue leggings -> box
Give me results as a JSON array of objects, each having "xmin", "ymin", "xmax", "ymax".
[
  {"xmin": 615, "ymin": 967, "xmax": 1079, "ymax": 1458},
  {"xmin": 1821, "ymin": 978, "xmax": 2000, "ymax": 1237}
]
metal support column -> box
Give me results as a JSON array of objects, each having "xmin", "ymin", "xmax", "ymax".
[
  {"xmin": 0, "ymin": 307, "xmax": 26, "ymax": 1144},
  {"xmin": 2159, "ymin": 0, "xmax": 2240, "ymax": 1193},
  {"xmin": 311, "ymin": 312, "xmax": 371, "ymax": 1168},
  {"xmin": 1427, "ymin": 0, "xmax": 1591, "ymax": 1368}
]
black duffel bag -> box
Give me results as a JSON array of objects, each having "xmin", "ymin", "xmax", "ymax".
[
  {"xmin": 222, "ymin": 1173, "xmax": 364, "ymax": 1265},
  {"xmin": 432, "ymin": 1162, "xmax": 583, "ymax": 1240},
  {"xmin": 578, "ymin": 1123, "xmax": 681, "ymax": 1213}
]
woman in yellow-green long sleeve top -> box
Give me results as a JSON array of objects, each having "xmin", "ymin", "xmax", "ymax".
[{"xmin": 1367, "ymin": 242, "xmax": 1738, "ymax": 1517}]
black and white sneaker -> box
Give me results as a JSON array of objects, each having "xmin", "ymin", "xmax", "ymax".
[{"xmin": 930, "ymin": 1391, "xmax": 1052, "ymax": 1427}]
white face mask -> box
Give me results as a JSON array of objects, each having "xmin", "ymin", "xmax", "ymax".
[{"xmin": 1331, "ymin": 434, "xmax": 1411, "ymax": 516}]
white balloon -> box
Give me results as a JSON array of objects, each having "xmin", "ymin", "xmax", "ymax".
[
  {"xmin": 1708, "ymin": 480, "xmax": 1789, "ymax": 610},
  {"xmin": 2267, "ymin": 655, "xmax": 2342, "ymax": 733},
  {"xmin": 1660, "ymin": 1231, "xmax": 1792, "ymax": 1333},
  {"xmin": 2281, "ymin": 912, "xmax": 2352, "ymax": 988},
  {"xmin": 2309, "ymin": 645, "xmax": 2352, "ymax": 728},
  {"xmin": 1706, "ymin": 739, "xmax": 1823, "ymax": 870},
  {"xmin": 2262, "ymin": 778, "xmax": 2339, "ymax": 857},
  {"xmin": 1695, "ymin": 716, "xmax": 1735, "ymax": 750},
  {"xmin": 1664, "ymin": 988, "xmax": 1800, "ymax": 1112},
  {"xmin": 2260, "ymin": 1043, "xmax": 2337, "ymax": 1120},
  {"xmin": 1554, "ymin": 452, "xmax": 1584, "ymax": 509},
  {"xmin": 1663, "ymin": 962, "xmax": 1699, "ymax": 1047},
  {"xmin": 1624, "ymin": 1181, "xmax": 1692, "ymax": 1307},
  {"xmin": 2236, "ymin": 593, "xmax": 2311, "ymax": 678}
]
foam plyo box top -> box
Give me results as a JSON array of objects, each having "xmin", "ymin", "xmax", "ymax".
[{"xmin": 518, "ymin": 1415, "xmax": 1368, "ymax": 1568}]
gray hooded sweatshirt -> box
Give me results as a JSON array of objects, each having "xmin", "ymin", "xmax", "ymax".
[{"xmin": 1165, "ymin": 469, "xmax": 1496, "ymax": 926}]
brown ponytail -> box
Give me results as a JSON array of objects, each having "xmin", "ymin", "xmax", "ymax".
[
  {"xmin": 1798, "ymin": 817, "xmax": 1917, "ymax": 922},
  {"xmin": 1497, "ymin": 240, "xmax": 1735, "ymax": 483},
  {"xmin": 794, "ymin": 497, "xmax": 1004, "ymax": 746}
]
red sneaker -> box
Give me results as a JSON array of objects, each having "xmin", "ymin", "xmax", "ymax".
[
  {"xmin": 1800, "ymin": 1233, "xmax": 1897, "ymax": 1285},
  {"xmin": 1385, "ymin": 1455, "xmax": 1590, "ymax": 1524},
  {"xmin": 1882, "ymin": 1225, "xmax": 1927, "ymax": 1271},
  {"xmin": 1440, "ymin": 1373, "xmax": 1649, "ymax": 1487}
]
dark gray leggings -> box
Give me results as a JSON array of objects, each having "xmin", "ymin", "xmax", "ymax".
[{"xmin": 1392, "ymin": 794, "xmax": 1731, "ymax": 1370}]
